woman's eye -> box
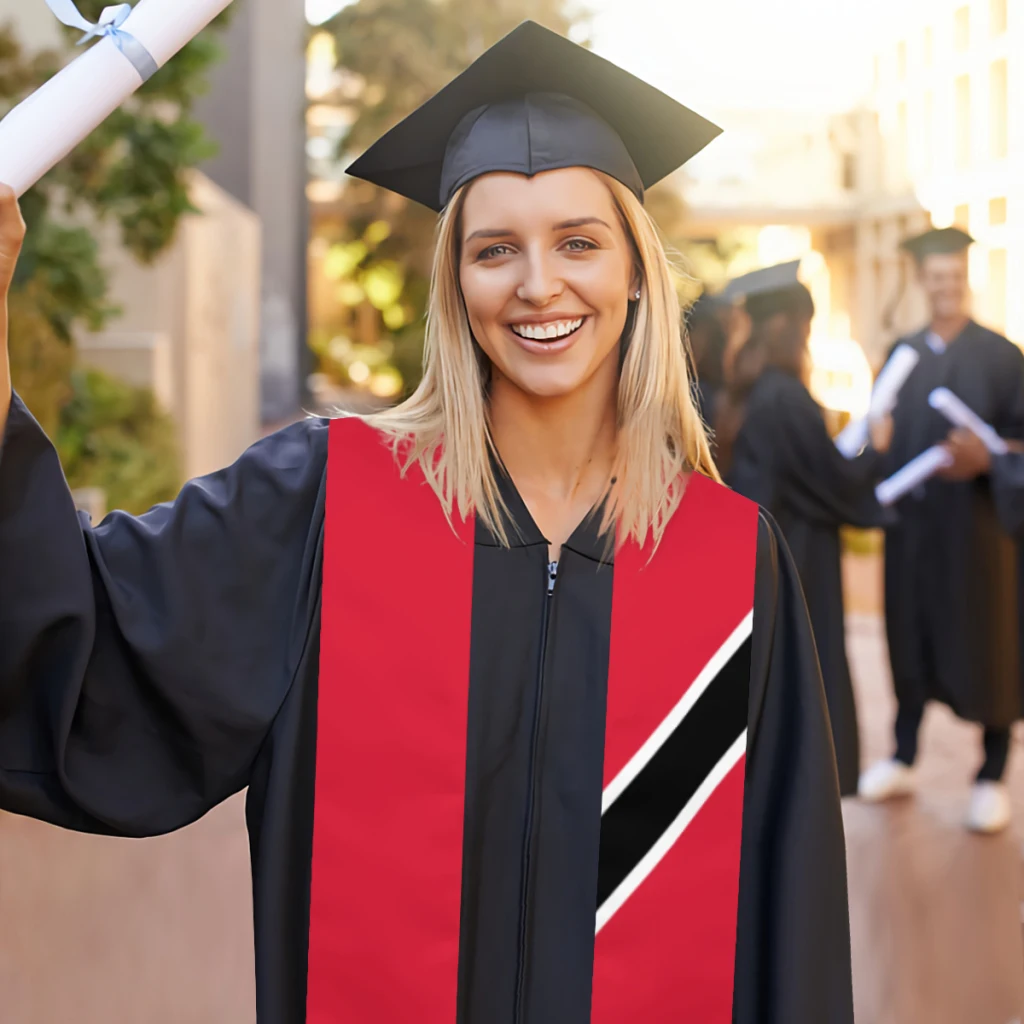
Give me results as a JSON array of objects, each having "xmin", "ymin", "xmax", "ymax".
[
  {"xmin": 478, "ymin": 243, "xmax": 515, "ymax": 260},
  {"xmin": 564, "ymin": 237, "xmax": 598, "ymax": 252}
]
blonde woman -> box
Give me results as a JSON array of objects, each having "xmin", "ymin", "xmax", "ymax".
[{"xmin": 0, "ymin": 23, "xmax": 852, "ymax": 1024}]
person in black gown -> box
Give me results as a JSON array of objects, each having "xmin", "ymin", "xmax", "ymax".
[
  {"xmin": 858, "ymin": 227, "xmax": 1024, "ymax": 833},
  {"xmin": 686, "ymin": 292, "xmax": 727, "ymax": 436},
  {"xmin": 0, "ymin": 23, "xmax": 854, "ymax": 1023},
  {"xmin": 724, "ymin": 265, "xmax": 891, "ymax": 796}
]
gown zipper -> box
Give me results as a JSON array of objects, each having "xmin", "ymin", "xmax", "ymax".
[{"xmin": 512, "ymin": 559, "xmax": 558, "ymax": 1022}]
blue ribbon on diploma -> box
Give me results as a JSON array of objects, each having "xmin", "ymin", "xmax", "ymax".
[{"xmin": 44, "ymin": 0, "xmax": 159, "ymax": 82}]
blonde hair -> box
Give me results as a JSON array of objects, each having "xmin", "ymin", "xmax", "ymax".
[{"xmin": 363, "ymin": 172, "xmax": 719, "ymax": 550}]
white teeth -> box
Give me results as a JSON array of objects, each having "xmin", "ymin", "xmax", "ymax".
[{"xmin": 510, "ymin": 318, "xmax": 584, "ymax": 341}]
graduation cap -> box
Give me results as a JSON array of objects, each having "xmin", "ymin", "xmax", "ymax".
[
  {"xmin": 719, "ymin": 260, "xmax": 814, "ymax": 323},
  {"xmin": 345, "ymin": 21, "xmax": 723, "ymax": 212},
  {"xmin": 900, "ymin": 226, "xmax": 974, "ymax": 264}
]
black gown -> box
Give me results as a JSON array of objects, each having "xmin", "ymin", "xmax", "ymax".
[
  {"xmin": 0, "ymin": 391, "xmax": 853, "ymax": 1024},
  {"xmin": 727, "ymin": 367, "xmax": 886, "ymax": 796},
  {"xmin": 882, "ymin": 321, "xmax": 1024, "ymax": 727}
]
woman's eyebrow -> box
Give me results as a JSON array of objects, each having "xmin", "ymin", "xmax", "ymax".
[
  {"xmin": 554, "ymin": 217, "xmax": 612, "ymax": 230},
  {"xmin": 465, "ymin": 227, "xmax": 515, "ymax": 242},
  {"xmin": 465, "ymin": 216, "xmax": 613, "ymax": 243}
]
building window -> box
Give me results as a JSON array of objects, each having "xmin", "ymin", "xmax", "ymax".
[
  {"xmin": 923, "ymin": 91, "xmax": 934, "ymax": 171},
  {"xmin": 991, "ymin": 0, "xmax": 1007, "ymax": 35},
  {"xmin": 990, "ymin": 197, "xmax": 1008, "ymax": 224},
  {"xmin": 924, "ymin": 26, "xmax": 934, "ymax": 66},
  {"xmin": 954, "ymin": 203, "xmax": 971, "ymax": 230},
  {"xmin": 954, "ymin": 6, "xmax": 970, "ymax": 51},
  {"xmin": 955, "ymin": 75, "xmax": 971, "ymax": 168},
  {"xmin": 897, "ymin": 101, "xmax": 909, "ymax": 171},
  {"xmin": 989, "ymin": 249, "xmax": 1007, "ymax": 331},
  {"xmin": 990, "ymin": 60, "xmax": 1008, "ymax": 159},
  {"xmin": 842, "ymin": 152, "xmax": 857, "ymax": 190},
  {"xmin": 897, "ymin": 41, "xmax": 907, "ymax": 79}
]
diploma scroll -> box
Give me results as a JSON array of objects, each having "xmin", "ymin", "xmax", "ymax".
[
  {"xmin": 836, "ymin": 344, "xmax": 920, "ymax": 458},
  {"xmin": 875, "ymin": 445, "xmax": 954, "ymax": 507},
  {"xmin": 0, "ymin": 0, "xmax": 234, "ymax": 197},
  {"xmin": 928, "ymin": 387, "xmax": 1010, "ymax": 456}
]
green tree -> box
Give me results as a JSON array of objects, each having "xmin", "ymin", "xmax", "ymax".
[
  {"xmin": 0, "ymin": 3, "xmax": 232, "ymax": 510},
  {"xmin": 312, "ymin": 0, "xmax": 589, "ymax": 396}
]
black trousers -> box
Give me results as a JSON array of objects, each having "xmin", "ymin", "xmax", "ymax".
[{"xmin": 895, "ymin": 703, "xmax": 1011, "ymax": 782}]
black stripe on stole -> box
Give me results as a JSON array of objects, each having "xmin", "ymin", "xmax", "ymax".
[{"xmin": 596, "ymin": 636, "xmax": 752, "ymax": 911}]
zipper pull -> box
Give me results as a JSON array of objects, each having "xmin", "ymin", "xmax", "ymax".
[{"xmin": 547, "ymin": 560, "xmax": 558, "ymax": 596}]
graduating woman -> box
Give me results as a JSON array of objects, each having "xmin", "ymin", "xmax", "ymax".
[
  {"xmin": 0, "ymin": 23, "xmax": 853, "ymax": 1024},
  {"xmin": 724, "ymin": 264, "xmax": 891, "ymax": 796}
]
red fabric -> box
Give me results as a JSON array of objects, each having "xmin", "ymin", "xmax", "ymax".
[
  {"xmin": 593, "ymin": 472, "xmax": 758, "ymax": 1023},
  {"xmin": 306, "ymin": 419, "xmax": 475, "ymax": 1024}
]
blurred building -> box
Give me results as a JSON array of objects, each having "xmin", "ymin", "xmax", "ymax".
[
  {"xmin": 866, "ymin": 0, "xmax": 1020, "ymax": 344},
  {"xmin": 683, "ymin": 0, "xmax": 1020, "ymax": 379},
  {"xmin": 195, "ymin": 0, "xmax": 310, "ymax": 424}
]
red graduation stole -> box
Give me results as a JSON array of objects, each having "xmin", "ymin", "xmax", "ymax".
[{"xmin": 307, "ymin": 419, "xmax": 757, "ymax": 1022}]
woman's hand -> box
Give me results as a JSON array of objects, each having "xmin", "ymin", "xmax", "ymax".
[
  {"xmin": 0, "ymin": 183, "xmax": 26, "ymax": 432},
  {"xmin": 868, "ymin": 413, "xmax": 893, "ymax": 454},
  {"xmin": 938, "ymin": 427, "xmax": 992, "ymax": 480}
]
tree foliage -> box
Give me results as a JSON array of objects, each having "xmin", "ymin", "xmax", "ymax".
[
  {"xmin": 0, "ymin": 5, "xmax": 231, "ymax": 508},
  {"xmin": 312, "ymin": 0, "xmax": 589, "ymax": 396}
]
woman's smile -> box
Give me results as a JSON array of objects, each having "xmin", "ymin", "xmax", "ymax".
[{"xmin": 505, "ymin": 314, "xmax": 590, "ymax": 354}]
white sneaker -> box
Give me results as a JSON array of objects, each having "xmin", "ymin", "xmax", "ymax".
[
  {"xmin": 965, "ymin": 781, "xmax": 1012, "ymax": 834},
  {"xmin": 857, "ymin": 758, "xmax": 917, "ymax": 802}
]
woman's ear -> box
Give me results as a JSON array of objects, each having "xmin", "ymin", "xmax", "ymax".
[{"xmin": 629, "ymin": 265, "xmax": 643, "ymax": 299}]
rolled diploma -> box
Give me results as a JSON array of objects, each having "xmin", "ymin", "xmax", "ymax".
[
  {"xmin": 928, "ymin": 387, "xmax": 1010, "ymax": 456},
  {"xmin": 835, "ymin": 345, "xmax": 921, "ymax": 458},
  {"xmin": 875, "ymin": 445, "xmax": 954, "ymax": 507},
  {"xmin": 0, "ymin": 0, "xmax": 234, "ymax": 197}
]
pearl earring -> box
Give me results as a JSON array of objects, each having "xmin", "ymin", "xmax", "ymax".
[{"xmin": 634, "ymin": 289, "xmax": 641, "ymax": 300}]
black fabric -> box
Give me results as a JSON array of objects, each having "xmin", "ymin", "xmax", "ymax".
[
  {"xmin": 881, "ymin": 321, "xmax": 1024, "ymax": 727},
  {"xmin": 897, "ymin": 702, "xmax": 1012, "ymax": 781},
  {"xmin": 596, "ymin": 637, "xmax": 750, "ymax": 909},
  {"xmin": 0, "ymin": 391, "xmax": 853, "ymax": 1024},
  {"xmin": 894, "ymin": 702, "xmax": 924, "ymax": 766},
  {"xmin": 728, "ymin": 368, "xmax": 887, "ymax": 795},
  {"xmin": 344, "ymin": 21, "xmax": 721, "ymax": 211},
  {"xmin": 442, "ymin": 94, "xmax": 643, "ymax": 208},
  {"xmin": 978, "ymin": 728, "xmax": 1012, "ymax": 782}
]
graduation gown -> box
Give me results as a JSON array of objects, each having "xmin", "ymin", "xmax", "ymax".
[
  {"xmin": 882, "ymin": 321, "xmax": 1024, "ymax": 727},
  {"xmin": 727, "ymin": 367, "xmax": 885, "ymax": 796},
  {"xmin": 0, "ymin": 391, "xmax": 853, "ymax": 1024}
]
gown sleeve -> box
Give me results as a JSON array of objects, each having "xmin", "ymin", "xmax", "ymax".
[
  {"xmin": 990, "ymin": 451, "xmax": 1024, "ymax": 536},
  {"xmin": 761, "ymin": 378, "xmax": 885, "ymax": 528},
  {"xmin": 733, "ymin": 510, "xmax": 854, "ymax": 1024},
  {"xmin": 0, "ymin": 391, "xmax": 328, "ymax": 837}
]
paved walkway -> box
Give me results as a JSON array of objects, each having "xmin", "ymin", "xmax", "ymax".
[{"xmin": 0, "ymin": 553, "xmax": 1021, "ymax": 1022}]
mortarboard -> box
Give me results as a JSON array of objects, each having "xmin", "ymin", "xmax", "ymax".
[
  {"xmin": 345, "ymin": 21, "xmax": 722, "ymax": 212},
  {"xmin": 719, "ymin": 261, "xmax": 814, "ymax": 323},
  {"xmin": 720, "ymin": 260, "xmax": 801, "ymax": 302},
  {"xmin": 900, "ymin": 226, "xmax": 974, "ymax": 263}
]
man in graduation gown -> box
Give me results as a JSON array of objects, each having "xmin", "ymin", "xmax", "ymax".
[
  {"xmin": 0, "ymin": 23, "xmax": 854, "ymax": 1024},
  {"xmin": 725, "ymin": 263, "xmax": 890, "ymax": 796},
  {"xmin": 859, "ymin": 227, "xmax": 1024, "ymax": 833}
]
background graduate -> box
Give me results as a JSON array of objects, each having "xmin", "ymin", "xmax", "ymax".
[
  {"xmin": 686, "ymin": 291, "xmax": 727, "ymax": 437},
  {"xmin": 859, "ymin": 227, "xmax": 1024, "ymax": 833},
  {"xmin": 723, "ymin": 262, "xmax": 892, "ymax": 795},
  {"xmin": 0, "ymin": 23, "xmax": 853, "ymax": 1023}
]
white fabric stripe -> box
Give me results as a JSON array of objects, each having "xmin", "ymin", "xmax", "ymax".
[
  {"xmin": 595, "ymin": 730, "xmax": 747, "ymax": 935},
  {"xmin": 601, "ymin": 609, "xmax": 753, "ymax": 814}
]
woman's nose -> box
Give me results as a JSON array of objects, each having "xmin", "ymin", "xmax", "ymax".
[{"xmin": 516, "ymin": 248, "xmax": 564, "ymax": 306}]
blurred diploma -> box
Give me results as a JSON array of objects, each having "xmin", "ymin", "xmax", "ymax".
[
  {"xmin": 929, "ymin": 387, "xmax": 1010, "ymax": 456},
  {"xmin": 875, "ymin": 445, "xmax": 954, "ymax": 507},
  {"xmin": 0, "ymin": 0, "xmax": 234, "ymax": 197},
  {"xmin": 835, "ymin": 344, "xmax": 920, "ymax": 459}
]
